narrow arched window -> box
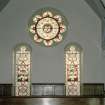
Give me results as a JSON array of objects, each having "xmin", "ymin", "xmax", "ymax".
[
  {"xmin": 65, "ymin": 43, "xmax": 82, "ymax": 96},
  {"xmin": 13, "ymin": 44, "xmax": 31, "ymax": 96}
]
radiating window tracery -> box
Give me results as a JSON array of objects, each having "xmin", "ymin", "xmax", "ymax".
[
  {"xmin": 14, "ymin": 44, "xmax": 31, "ymax": 96},
  {"xmin": 65, "ymin": 44, "xmax": 82, "ymax": 96},
  {"xmin": 28, "ymin": 8, "xmax": 68, "ymax": 47}
]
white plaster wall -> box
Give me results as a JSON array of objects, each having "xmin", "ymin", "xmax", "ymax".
[{"xmin": 0, "ymin": 0, "xmax": 102, "ymax": 83}]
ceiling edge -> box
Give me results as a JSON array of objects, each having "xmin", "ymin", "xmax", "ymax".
[{"xmin": 0, "ymin": 0, "xmax": 10, "ymax": 12}]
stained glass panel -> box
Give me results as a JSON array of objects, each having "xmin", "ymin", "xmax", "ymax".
[
  {"xmin": 65, "ymin": 45, "xmax": 81, "ymax": 96},
  {"xmin": 66, "ymin": 82, "xmax": 80, "ymax": 95},
  {"xmin": 28, "ymin": 8, "xmax": 68, "ymax": 47},
  {"xmin": 14, "ymin": 45, "xmax": 31, "ymax": 96}
]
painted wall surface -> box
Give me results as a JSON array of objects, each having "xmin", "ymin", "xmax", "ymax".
[
  {"xmin": 0, "ymin": 0, "xmax": 102, "ymax": 83},
  {"xmin": 102, "ymin": 21, "xmax": 105, "ymax": 86}
]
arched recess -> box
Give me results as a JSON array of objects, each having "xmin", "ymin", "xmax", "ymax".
[
  {"xmin": 65, "ymin": 43, "xmax": 83, "ymax": 96},
  {"xmin": 13, "ymin": 43, "xmax": 32, "ymax": 96}
]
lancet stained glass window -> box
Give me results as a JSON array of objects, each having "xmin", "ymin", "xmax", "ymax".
[
  {"xmin": 65, "ymin": 44, "xmax": 82, "ymax": 96},
  {"xmin": 14, "ymin": 44, "xmax": 31, "ymax": 96},
  {"xmin": 28, "ymin": 8, "xmax": 68, "ymax": 47}
]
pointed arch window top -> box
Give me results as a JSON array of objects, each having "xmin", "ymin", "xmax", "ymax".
[
  {"xmin": 65, "ymin": 43, "xmax": 82, "ymax": 52},
  {"xmin": 14, "ymin": 44, "xmax": 32, "ymax": 52}
]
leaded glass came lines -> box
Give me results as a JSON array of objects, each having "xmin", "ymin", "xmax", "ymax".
[
  {"xmin": 65, "ymin": 45, "xmax": 81, "ymax": 96},
  {"xmin": 28, "ymin": 8, "xmax": 68, "ymax": 47},
  {"xmin": 15, "ymin": 45, "xmax": 31, "ymax": 96}
]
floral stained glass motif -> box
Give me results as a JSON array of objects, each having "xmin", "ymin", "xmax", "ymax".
[
  {"xmin": 15, "ymin": 46, "xmax": 31, "ymax": 96},
  {"xmin": 29, "ymin": 8, "xmax": 67, "ymax": 47},
  {"xmin": 65, "ymin": 45, "xmax": 81, "ymax": 96}
]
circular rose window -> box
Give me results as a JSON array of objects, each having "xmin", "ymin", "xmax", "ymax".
[{"xmin": 28, "ymin": 8, "xmax": 68, "ymax": 47}]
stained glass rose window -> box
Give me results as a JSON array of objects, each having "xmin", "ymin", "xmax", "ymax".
[{"xmin": 28, "ymin": 8, "xmax": 68, "ymax": 47}]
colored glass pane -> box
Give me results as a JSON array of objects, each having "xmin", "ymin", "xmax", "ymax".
[
  {"xmin": 65, "ymin": 45, "xmax": 81, "ymax": 96},
  {"xmin": 14, "ymin": 45, "xmax": 31, "ymax": 96},
  {"xmin": 28, "ymin": 8, "xmax": 68, "ymax": 47}
]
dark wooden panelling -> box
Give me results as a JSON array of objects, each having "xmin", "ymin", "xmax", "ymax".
[
  {"xmin": 81, "ymin": 83, "xmax": 104, "ymax": 96},
  {"xmin": 0, "ymin": 83, "xmax": 104, "ymax": 96},
  {"xmin": 31, "ymin": 83, "xmax": 65, "ymax": 96},
  {"xmin": 0, "ymin": 97, "xmax": 104, "ymax": 105},
  {"xmin": 0, "ymin": 84, "xmax": 12, "ymax": 96}
]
